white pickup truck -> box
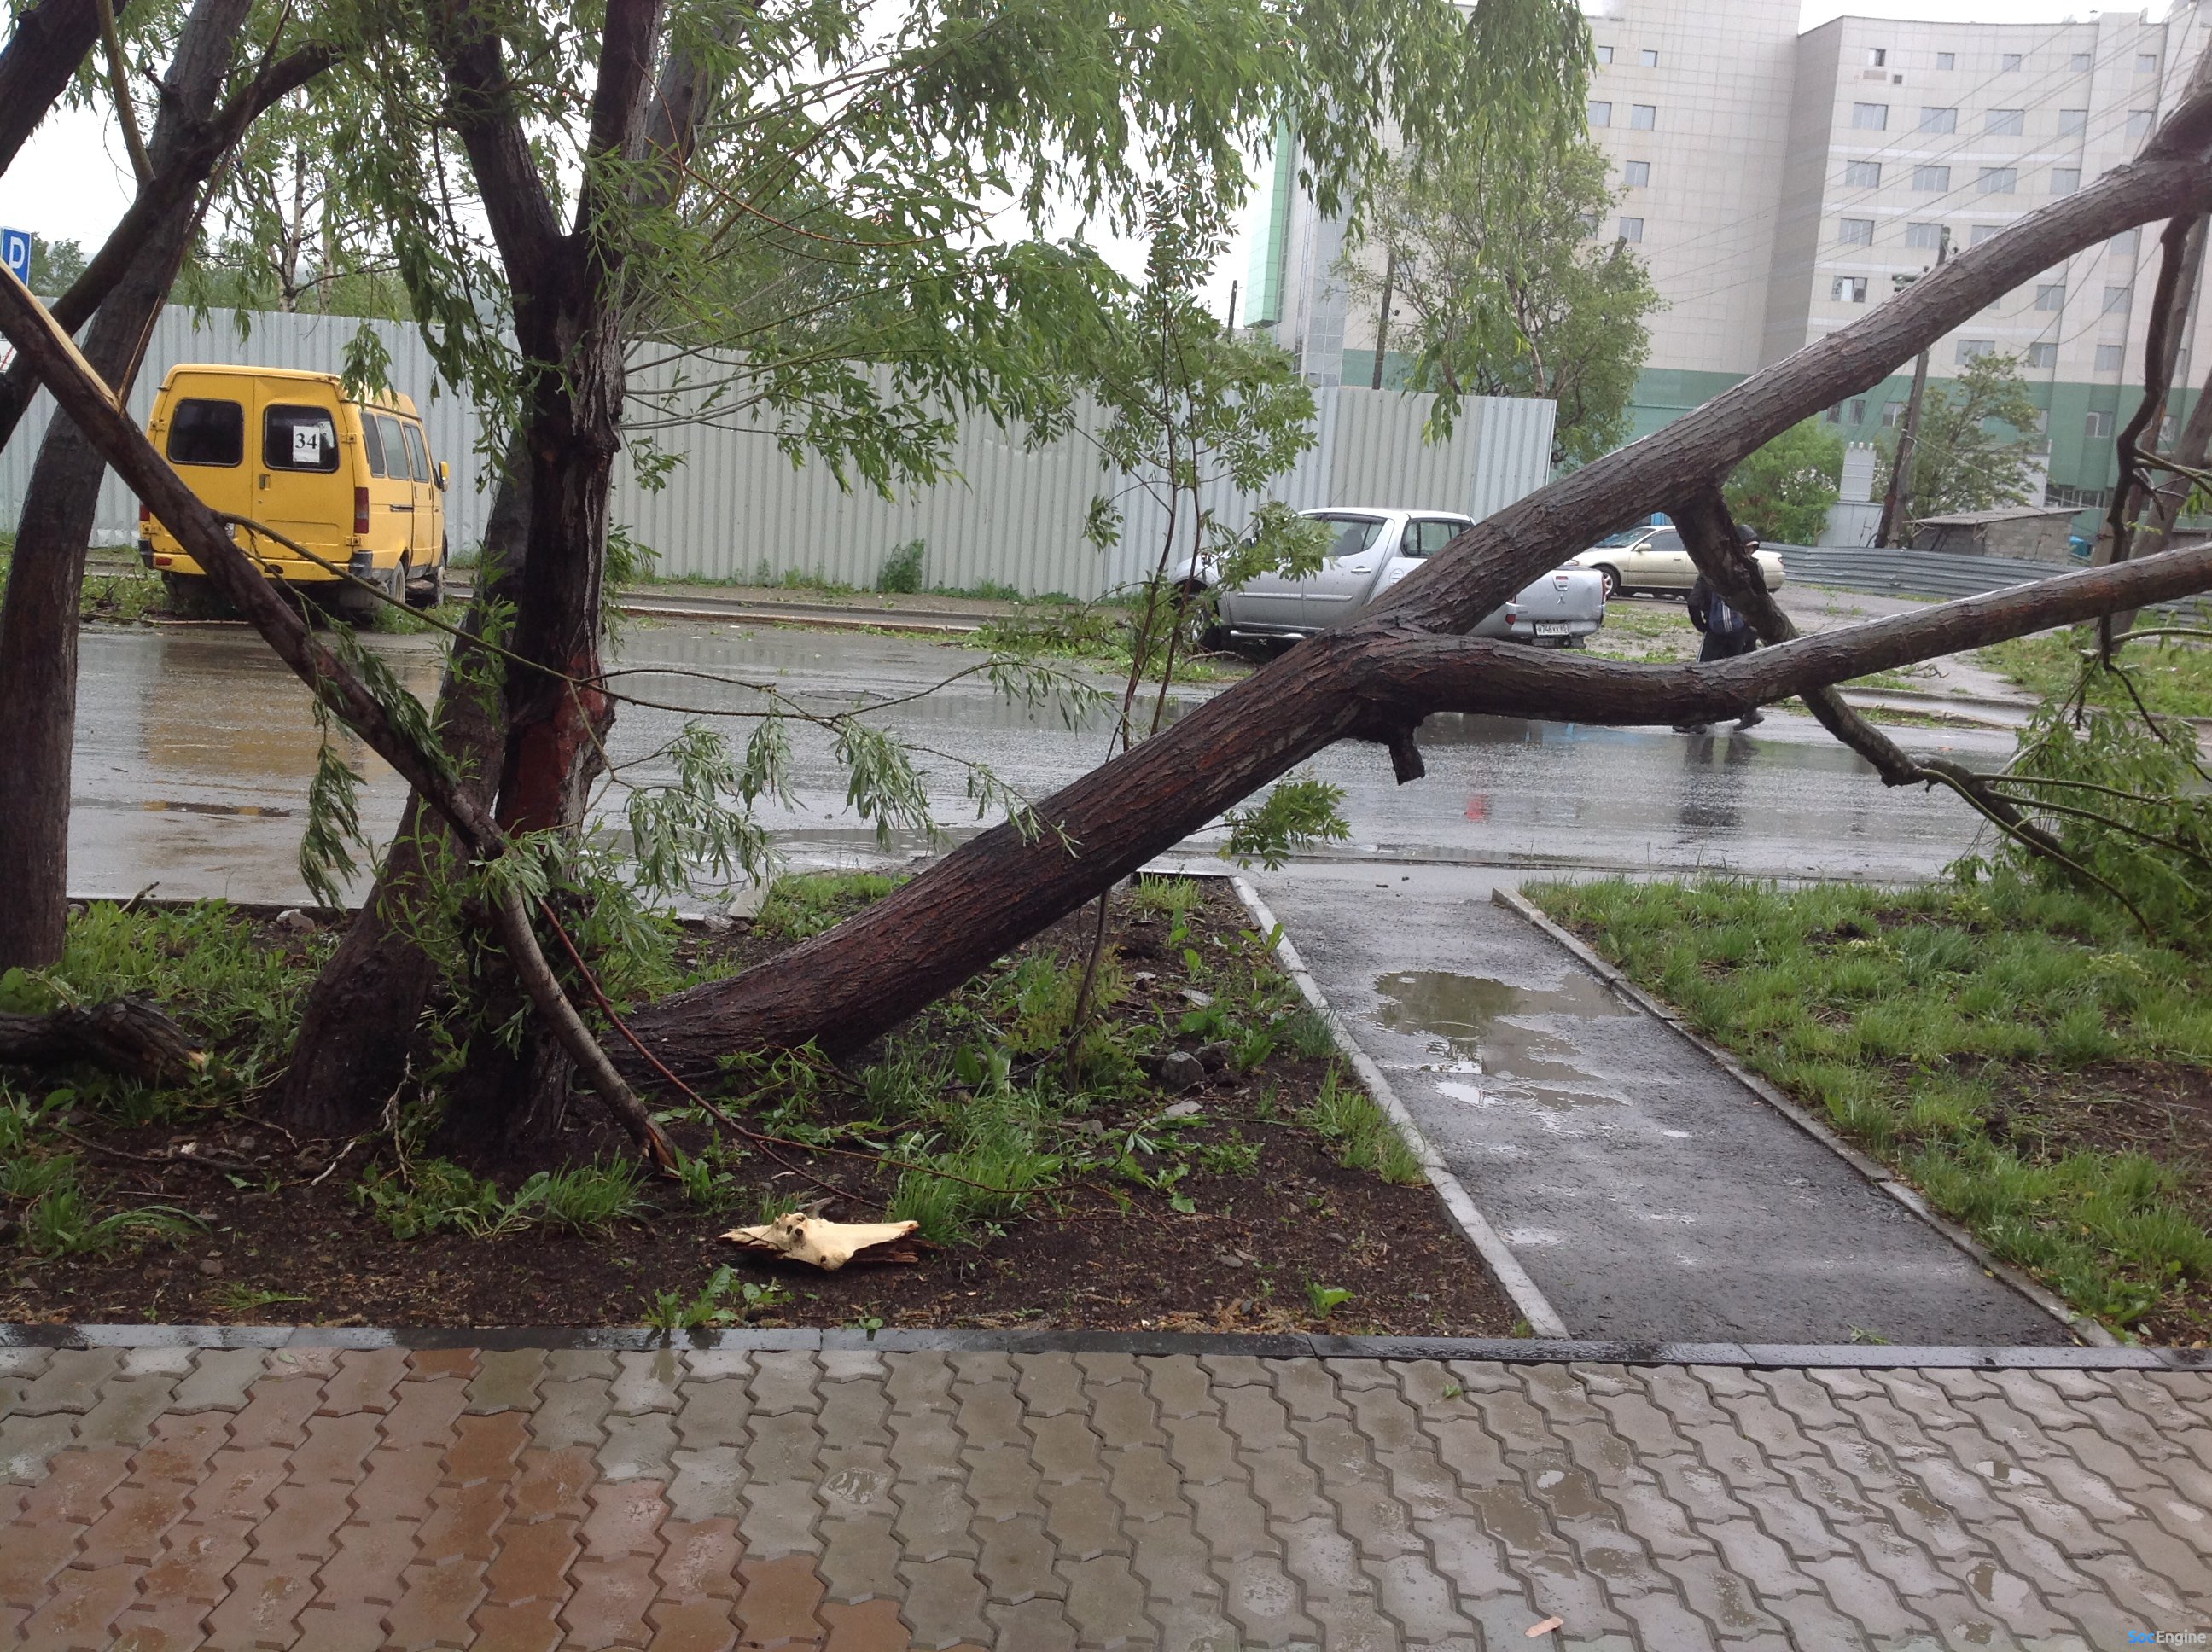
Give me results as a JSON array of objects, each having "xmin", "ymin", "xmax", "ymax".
[{"xmin": 1173, "ymin": 507, "xmax": 1607, "ymax": 649}]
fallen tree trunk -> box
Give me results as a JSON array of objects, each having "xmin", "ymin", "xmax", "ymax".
[
  {"xmin": 0, "ymin": 997, "xmax": 201, "ymax": 1083},
  {"xmin": 616, "ymin": 112, "xmax": 2212, "ymax": 1073}
]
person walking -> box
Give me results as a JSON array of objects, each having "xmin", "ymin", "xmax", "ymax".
[{"xmin": 1675, "ymin": 568, "xmax": 1764, "ymax": 733}]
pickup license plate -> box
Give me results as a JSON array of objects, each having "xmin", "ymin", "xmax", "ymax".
[{"xmin": 1532, "ymin": 621, "xmax": 1573, "ymax": 637}]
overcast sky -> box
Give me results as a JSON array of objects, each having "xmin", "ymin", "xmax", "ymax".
[{"xmin": 0, "ymin": 0, "xmax": 2121, "ymax": 317}]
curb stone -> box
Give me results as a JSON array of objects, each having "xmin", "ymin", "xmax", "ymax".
[
  {"xmin": 1489, "ymin": 884, "xmax": 2118, "ymax": 1350},
  {"xmin": 1226, "ymin": 875, "xmax": 1573, "ymax": 1340}
]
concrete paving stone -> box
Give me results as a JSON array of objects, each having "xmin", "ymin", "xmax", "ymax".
[
  {"xmin": 1745, "ymin": 1370, "xmax": 1859, "ymax": 1434},
  {"xmin": 1339, "ymin": 1385, "xmax": 1425, "ymax": 1457},
  {"xmin": 1406, "ymin": 1509, "xmax": 1527, "ymax": 1603},
  {"xmin": 889, "ymin": 1473, "xmax": 978, "ymax": 1564},
  {"xmin": 1266, "ymin": 1361, "xmax": 1348, "ymax": 1424},
  {"xmin": 2133, "ymin": 1480, "xmax": 2212, "ymax": 1551},
  {"xmin": 21, "ymin": 1558, "xmax": 153, "ymax": 1650},
  {"xmin": 203, "ymin": 1553, "xmax": 324, "ymax": 1648},
  {"xmin": 2075, "ymin": 1550, "xmax": 2193, "ymax": 1621},
  {"xmin": 1027, "ymin": 1412, "xmax": 1108, "ymax": 1486},
  {"xmin": 678, "ymin": 1351, "xmax": 753, "ymax": 1383},
  {"xmin": 1196, "ymin": 1355, "xmax": 1271, "ymax": 1390},
  {"xmin": 2069, "ymin": 1393, "xmax": 2191, "ymax": 1467},
  {"xmin": 509, "ymin": 1446, "xmax": 598, "ymax": 1525},
  {"xmin": 818, "ymin": 1597, "xmax": 911, "ymax": 1652},
  {"xmin": 1071, "ymin": 1352, "xmax": 1144, "ymax": 1390},
  {"xmin": 1717, "ymin": 1482, "xmax": 1854, "ymax": 1564},
  {"xmin": 217, "ymin": 1375, "xmax": 328, "ymax": 1454},
  {"xmin": 1534, "ymin": 1416, "xmax": 1640, "ymax": 1487},
  {"xmin": 1143, "ymin": 1596, "xmax": 1248, "ymax": 1652},
  {"xmin": 815, "ymin": 1351, "xmax": 887, "ymax": 1385},
  {"xmin": 445, "ymin": 1408, "xmax": 533, "ymax": 1486},
  {"xmin": 1124, "ymin": 1511, "xmax": 1225, "ymax": 1605},
  {"xmin": 249, "ymin": 1471, "xmax": 361, "ymax": 1565},
  {"xmin": 1371, "ymin": 1443, "xmax": 1476, "ymax": 1527},
  {"xmin": 1102, "ymin": 1442, "xmax": 1184, "ymax": 1527},
  {"xmin": 1158, "ymin": 1411, "xmax": 1243, "ymax": 1487},
  {"xmin": 1270, "ymin": 1515, "xmax": 1375, "ymax": 1606},
  {"xmin": 379, "ymin": 1373, "xmax": 472, "ymax": 1451},
  {"xmin": 0, "ymin": 1408, "xmax": 82, "ymax": 1486},
  {"xmin": 75, "ymin": 1474, "xmax": 195, "ymax": 1571},
  {"xmin": 1696, "ymin": 1518, "xmax": 1820, "ymax": 1599},
  {"xmin": 818, "ymin": 1444, "xmax": 899, "ymax": 1520},
  {"xmin": 817, "ymin": 1380, "xmax": 893, "ymax": 1451},
  {"xmin": 962, "ymin": 1444, "xmax": 1045, "ymax": 1525},
  {"xmin": 317, "ymin": 1347, "xmax": 410, "ymax": 1417},
  {"xmin": 406, "ymin": 1348, "xmax": 480, "ymax": 1382},
  {"xmin": 1632, "ymin": 1367, "xmax": 1744, "ymax": 1434},
  {"xmin": 1212, "ymin": 1551, "xmax": 1321, "ymax": 1645},
  {"xmin": 1575, "ymin": 1474, "xmax": 1715, "ymax": 1563},
  {"xmin": 612, "ymin": 1351, "xmax": 689, "ymax": 1418},
  {"xmin": 1705, "ymin": 1392, "xmax": 1824, "ymax": 1465},
  {"xmin": 415, "ymin": 1475, "xmax": 512, "ymax": 1567},
  {"xmin": 1829, "ymin": 1520, "xmax": 1992, "ymax": 1605},
  {"xmin": 974, "ymin": 1513, "xmax": 1068, "ymax": 1605},
  {"xmin": 666, "ymin": 1446, "xmax": 748, "ymax": 1524},
  {"xmin": 1796, "ymin": 1552, "xmax": 1936, "ymax": 1643},
  {"xmin": 1648, "ymin": 1548, "xmax": 1791, "ymax": 1640},
  {"xmin": 311, "ymin": 1515, "xmax": 424, "ymax": 1616},
  {"xmin": 1013, "ymin": 1352, "xmax": 1089, "ymax": 1418},
  {"xmin": 542, "ymin": 1351, "xmax": 620, "ymax": 1384},
  {"xmin": 1518, "ymin": 1364, "xmax": 1625, "ymax": 1433},
  {"xmin": 1311, "ymin": 1475, "xmax": 1423, "ymax": 1562},
  {"xmin": 1382, "ymin": 1361, "xmax": 1461, "ymax": 1411},
  {"xmin": 674, "ymin": 1379, "xmax": 754, "ymax": 1452},
  {"xmin": 1679, "ymin": 1422, "xmax": 1791, "ymax": 1491},
  {"xmin": 1582, "ymin": 1387, "xmax": 1693, "ymax": 1459},
  {"xmin": 1610, "ymin": 1587, "xmax": 1727, "ymax": 1651},
  {"xmin": 142, "ymin": 1511, "xmax": 259, "ymax": 1606},
  {"xmin": 654, "ymin": 1517, "xmax": 745, "ymax": 1602},
  {"xmin": 1799, "ymin": 1428, "xmax": 1939, "ymax": 1518},
  {"xmin": 1140, "ymin": 1357, "xmax": 1215, "ymax": 1422},
  {"xmin": 1643, "ymin": 1453, "xmax": 1761, "ymax": 1530},
  {"xmin": 116, "ymin": 1348, "xmax": 195, "ymax": 1379},
  {"xmin": 1295, "ymin": 1587, "xmax": 1423, "ymax": 1651},
  {"xmin": 1056, "ymin": 1552, "xmax": 1155, "ymax": 1648},
  {"xmin": 885, "ymin": 1352, "xmax": 958, "ymax": 1416},
  {"xmin": 468, "ymin": 1351, "xmax": 549, "ymax": 1416},
  {"xmin": 15, "ymin": 1349, "xmax": 125, "ymax": 1415},
  {"xmin": 895, "ymin": 1554, "xmax": 993, "ymax": 1648},
  {"xmin": 287, "ymin": 1408, "xmax": 382, "ymax": 1486},
  {"xmin": 0, "ymin": 1348, "xmax": 51, "ymax": 1381},
  {"xmin": 598, "ymin": 1411, "xmax": 681, "ymax": 1483},
  {"xmin": 1365, "ymin": 1550, "xmax": 1481, "ymax": 1645},
  {"xmin": 1038, "ymin": 1477, "xmax": 1126, "ymax": 1562},
  {"xmin": 816, "ymin": 1510, "xmax": 903, "ymax": 1603},
  {"xmin": 19, "ymin": 1441, "xmax": 135, "ymax": 1526},
  {"xmin": 0, "ymin": 1516, "xmax": 89, "ymax": 1610},
  {"xmin": 886, "ymin": 1406, "xmax": 966, "ymax": 1485},
  {"xmin": 560, "ymin": 1550, "xmax": 665, "ymax": 1648},
  {"xmin": 532, "ymin": 1378, "xmax": 616, "ymax": 1453},
  {"xmin": 952, "ymin": 1383, "xmax": 1027, "ymax": 1457},
  {"xmin": 736, "ymin": 1477, "xmax": 826, "ymax": 1558},
  {"xmin": 984, "ymin": 1593, "xmax": 1080, "ymax": 1650},
  {"xmin": 110, "ymin": 1592, "xmax": 218, "ymax": 1651},
  {"xmin": 1084, "ymin": 1379, "xmax": 1161, "ymax": 1454},
  {"xmin": 1240, "ymin": 1444, "xmax": 1330, "ymax": 1523},
  {"xmin": 481, "ymin": 1514, "xmax": 584, "ymax": 1605},
  {"xmin": 1183, "ymin": 1475, "xmax": 1282, "ymax": 1563},
  {"xmin": 468, "ymin": 1596, "xmax": 570, "ymax": 1652},
  {"xmin": 346, "ymin": 1436, "xmax": 450, "ymax": 1527},
  {"xmin": 641, "ymin": 1596, "xmax": 739, "ymax": 1652},
  {"xmin": 2085, "ymin": 1515, "xmax": 2212, "ymax": 1599},
  {"xmin": 582, "ymin": 1477, "xmax": 670, "ymax": 1561},
  {"xmin": 2038, "ymin": 1420, "xmax": 2182, "ymax": 1495},
  {"xmin": 946, "ymin": 1352, "xmax": 1021, "ymax": 1388},
  {"xmin": 732, "ymin": 1552, "xmax": 829, "ymax": 1643}
]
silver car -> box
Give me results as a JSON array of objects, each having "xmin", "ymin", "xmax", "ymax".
[{"xmin": 1175, "ymin": 507, "xmax": 1607, "ymax": 649}]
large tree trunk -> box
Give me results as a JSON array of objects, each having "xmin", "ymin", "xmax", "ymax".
[
  {"xmin": 0, "ymin": 0, "xmax": 259, "ymax": 969},
  {"xmin": 0, "ymin": 0, "xmax": 112, "ymax": 172},
  {"xmin": 271, "ymin": 451, "xmax": 528, "ymax": 1136}
]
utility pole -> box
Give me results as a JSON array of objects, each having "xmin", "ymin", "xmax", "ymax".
[
  {"xmin": 1371, "ymin": 249, "xmax": 1397, "ymax": 391},
  {"xmin": 1225, "ymin": 280, "xmax": 1237, "ymax": 334},
  {"xmin": 1876, "ymin": 228, "xmax": 1948, "ymax": 549}
]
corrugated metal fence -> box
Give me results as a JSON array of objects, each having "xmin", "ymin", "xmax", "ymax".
[
  {"xmin": 2, "ymin": 303, "xmax": 1557, "ymax": 598},
  {"xmin": 1773, "ymin": 544, "xmax": 2077, "ymax": 600}
]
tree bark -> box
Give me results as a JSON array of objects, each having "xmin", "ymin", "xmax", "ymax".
[
  {"xmin": 614, "ymin": 110, "xmax": 2212, "ymax": 1075},
  {"xmin": 0, "ymin": 0, "xmax": 111, "ymax": 173},
  {"xmin": 0, "ymin": 0, "xmax": 261, "ymax": 970},
  {"xmin": 0, "ymin": 996, "xmax": 201, "ymax": 1082},
  {"xmin": 271, "ymin": 447, "xmax": 528, "ymax": 1137}
]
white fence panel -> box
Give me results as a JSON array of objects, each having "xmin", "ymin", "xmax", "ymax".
[{"xmin": 3, "ymin": 302, "xmax": 1557, "ymax": 597}]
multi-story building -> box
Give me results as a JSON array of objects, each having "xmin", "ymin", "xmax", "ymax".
[{"xmin": 1249, "ymin": 0, "xmax": 2210, "ymax": 519}]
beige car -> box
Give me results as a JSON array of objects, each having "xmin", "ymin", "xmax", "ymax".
[{"xmin": 1568, "ymin": 524, "xmax": 1784, "ymax": 599}]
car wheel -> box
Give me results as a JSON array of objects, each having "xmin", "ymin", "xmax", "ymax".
[
  {"xmin": 1173, "ymin": 580, "xmax": 1226, "ymax": 654},
  {"xmin": 406, "ymin": 556, "xmax": 445, "ymax": 609},
  {"xmin": 1593, "ymin": 564, "xmax": 1621, "ymax": 601}
]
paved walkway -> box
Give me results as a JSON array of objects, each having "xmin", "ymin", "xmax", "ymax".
[
  {"xmin": 3, "ymin": 1339, "xmax": 2208, "ymax": 1649},
  {"xmin": 1254, "ymin": 864, "xmax": 2064, "ymax": 1347}
]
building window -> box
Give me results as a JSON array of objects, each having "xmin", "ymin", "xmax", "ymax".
[
  {"xmin": 2058, "ymin": 108, "xmax": 2087, "ymax": 134},
  {"xmin": 1639, "ymin": 48, "xmax": 1658, "ymax": 67},
  {"xmin": 2111, "ymin": 229, "xmax": 2139, "ymax": 256},
  {"xmin": 2028, "ymin": 341, "xmax": 2058, "ymax": 369},
  {"xmin": 1882, "ymin": 401, "xmax": 1906, "ymax": 427},
  {"xmin": 2094, "ymin": 344, "xmax": 2125, "ymax": 371},
  {"xmin": 1905, "ymin": 221, "xmax": 1946, "ymax": 249},
  {"xmin": 1986, "ymin": 108, "xmax": 2025, "ymax": 135},
  {"xmin": 2085, "ymin": 410, "xmax": 2114, "ymax": 438},
  {"xmin": 1630, "ymin": 103, "xmax": 1656, "ymax": 130},
  {"xmin": 1844, "ymin": 160, "xmax": 1882, "ymax": 188},
  {"xmin": 2034, "ymin": 283, "xmax": 2065, "ymax": 311},
  {"xmin": 1919, "ymin": 106, "xmax": 1956, "ymax": 133},
  {"xmin": 1595, "ymin": 44, "xmax": 1612, "ymax": 63},
  {"xmin": 1619, "ymin": 216, "xmax": 1644, "ymax": 242},
  {"xmin": 1831, "ymin": 276, "xmax": 1869, "ymax": 302},
  {"xmin": 1978, "ymin": 167, "xmax": 2017, "ymax": 193},
  {"xmin": 1912, "ymin": 164, "xmax": 1950, "ymax": 190},
  {"xmin": 1866, "ymin": 48, "xmax": 1887, "ymax": 67},
  {"xmin": 1854, "ymin": 102, "xmax": 1890, "ymax": 130},
  {"xmin": 1936, "ymin": 51, "xmax": 1955, "ymax": 70},
  {"xmin": 2128, "ymin": 109, "xmax": 2155, "ymax": 137},
  {"xmin": 1588, "ymin": 99, "xmax": 1612, "ymax": 127},
  {"xmin": 2136, "ymin": 52, "xmax": 2160, "ymax": 73},
  {"xmin": 2104, "ymin": 284, "xmax": 2133, "ymax": 312},
  {"xmin": 1623, "ymin": 160, "xmax": 1650, "ymax": 188},
  {"xmin": 2001, "ymin": 53, "xmax": 2022, "ymax": 72},
  {"xmin": 2071, "ymin": 52, "xmax": 2092, "ymax": 71},
  {"xmin": 1956, "ymin": 340, "xmax": 1994, "ymax": 364},
  {"xmin": 1838, "ymin": 218, "xmax": 1875, "ymax": 245},
  {"xmin": 1970, "ymin": 223, "xmax": 2002, "ymax": 245},
  {"xmin": 2052, "ymin": 167, "xmax": 2081, "ymax": 195},
  {"xmin": 1823, "ymin": 400, "xmax": 1868, "ymax": 426}
]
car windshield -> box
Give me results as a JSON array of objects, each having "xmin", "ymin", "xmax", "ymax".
[
  {"xmin": 1593, "ymin": 528, "xmax": 1650, "ymax": 548},
  {"xmin": 1308, "ymin": 515, "xmax": 1384, "ymax": 559}
]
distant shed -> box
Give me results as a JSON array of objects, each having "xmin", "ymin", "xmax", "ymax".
[{"xmin": 1908, "ymin": 507, "xmax": 2081, "ymax": 566}]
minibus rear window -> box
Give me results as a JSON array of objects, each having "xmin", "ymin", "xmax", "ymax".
[
  {"xmin": 375, "ymin": 415, "xmax": 407, "ymax": 477},
  {"xmin": 265, "ymin": 404, "xmax": 340, "ymax": 472},
  {"xmin": 166, "ymin": 398, "xmax": 243, "ymax": 466},
  {"xmin": 358, "ymin": 413, "xmax": 387, "ymax": 478}
]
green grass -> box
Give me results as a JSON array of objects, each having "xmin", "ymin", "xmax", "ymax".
[
  {"xmin": 1982, "ymin": 626, "xmax": 2212, "ymax": 718},
  {"xmin": 1302, "ymin": 1066, "xmax": 1425, "ymax": 1185},
  {"xmin": 0, "ymin": 542, "xmax": 166, "ymax": 625},
  {"xmin": 1530, "ymin": 871, "xmax": 2212, "ymax": 1335},
  {"xmin": 752, "ymin": 871, "xmax": 903, "ymax": 939}
]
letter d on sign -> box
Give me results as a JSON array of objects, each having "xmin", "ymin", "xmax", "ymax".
[{"xmin": 0, "ymin": 228, "xmax": 30, "ymax": 287}]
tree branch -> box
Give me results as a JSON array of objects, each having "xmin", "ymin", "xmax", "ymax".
[
  {"xmin": 96, "ymin": 0, "xmax": 153, "ymax": 184},
  {"xmin": 0, "ymin": 0, "xmax": 111, "ymax": 172},
  {"xmin": 439, "ymin": 3, "xmax": 563, "ymax": 280}
]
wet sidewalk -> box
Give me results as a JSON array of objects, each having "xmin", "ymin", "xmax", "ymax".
[
  {"xmin": 1254, "ymin": 864, "xmax": 2066, "ymax": 1347},
  {"xmin": 4, "ymin": 1335, "xmax": 2208, "ymax": 1649}
]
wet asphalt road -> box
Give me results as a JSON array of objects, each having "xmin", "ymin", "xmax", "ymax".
[{"xmin": 67, "ymin": 620, "xmax": 2012, "ymax": 905}]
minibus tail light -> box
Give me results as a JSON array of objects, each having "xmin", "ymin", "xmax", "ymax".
[
  {"xmin": 353, "ymin": 486, "xmax": 370, "ymax": 536},
  {"xmin": 138, "ymin": 500, "xmax": 151, "ymax": 528}
]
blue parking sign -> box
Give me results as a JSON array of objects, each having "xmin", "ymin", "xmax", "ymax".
[{"xmin": 1, "ymin": 227, "xmax": 30, "ymax": 287}]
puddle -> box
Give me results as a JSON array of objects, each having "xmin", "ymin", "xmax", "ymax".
[{"xmin": 1375, "ymin": 969, "xmax": 1632, "ymax": 1107}]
